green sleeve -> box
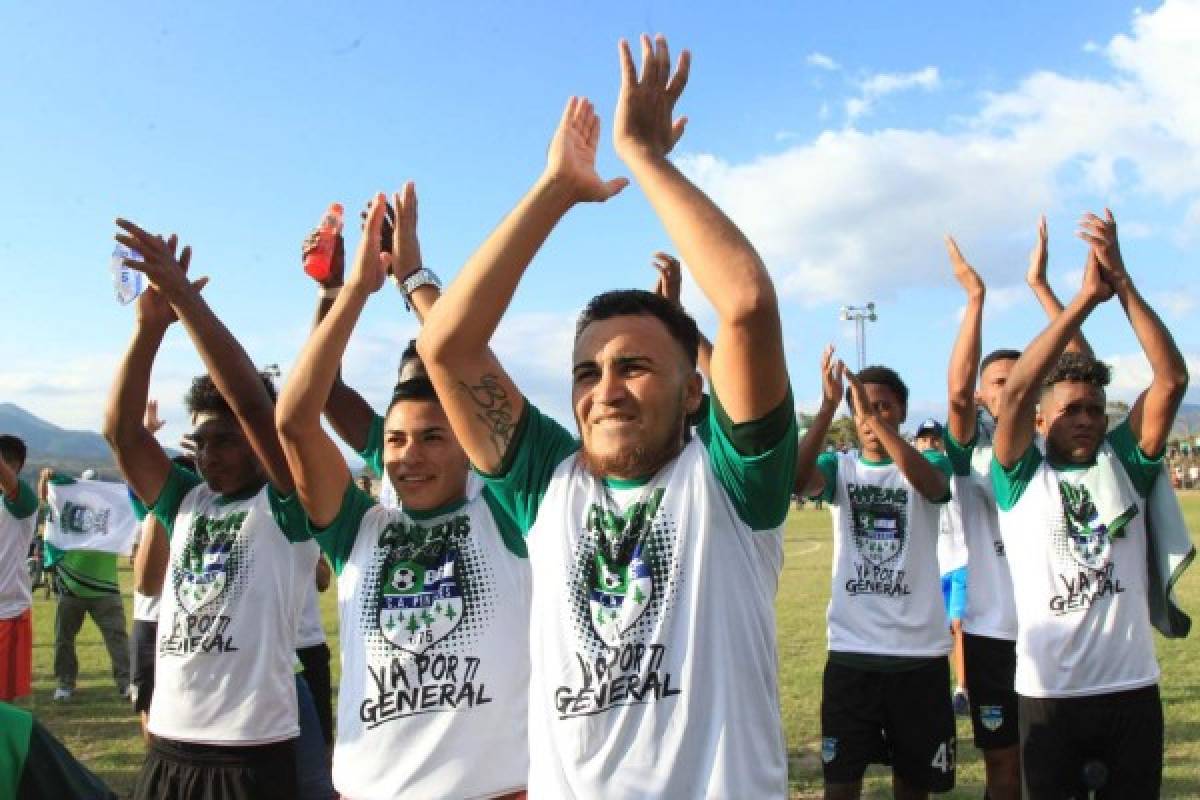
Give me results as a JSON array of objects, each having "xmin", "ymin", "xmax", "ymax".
[
  {"xmin": 149, "ymin": 464, "xmax": 203, "ymax": 540},
  {"xmin": 990, "ymin": 445, "xmax": 1043, "ymax": 511},
  {"xmin": 267, "ymin": 487, "xmax": 313, "ymax": 543},
  {"xmin": 481, "ymin": 489, "xmax": 529, "ymax": 559},
  {"xmin": 129, "ymin": 493, "xmax": 148, "ymax": 523},
  {"xmin": 477, "ymin": 401, "xmax": 580, "ymax": 536},
  {"xmin": 922, "ymin": 449, "xmax": 954, "ymax": 504},
  {"xmin": 18, "ymin": 718, "xmax": 117, "ymax": 800},
  {"xmin": 696, "ymin": 389, "xmax": 798, "ymax": 531},
  {"xmin": 357, "ymin": 413, "xmax": 386, "ymax": 478},
  {"xmin": 944, "ymin": 429, "xmax": 977, "ymax": 477},
  {"xmin": 813, "ymin": 452, "xmax": 838, "ymax": 503},
  {"xmin": 309, "ymin": 479, "xmax": 376, "ymax": 575},
  {"xmin": 3, "ymin": 480, "xmax": 37, "ymax": 520},
  {"xmin": 1106, "ymin": 418, "xmax": 1163, "ymax": 499}
]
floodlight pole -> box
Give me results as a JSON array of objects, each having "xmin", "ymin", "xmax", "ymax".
[{"xmin": 838, "ymin": 302, "xmax": 878, "ymax": 370}]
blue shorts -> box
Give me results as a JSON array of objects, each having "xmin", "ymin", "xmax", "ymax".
[{"xmin": 941, "ymin": 566, "xmax": 968, "ymax": 625}]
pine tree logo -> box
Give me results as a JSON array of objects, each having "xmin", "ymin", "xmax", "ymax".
[
  {"xmin": 377, "ymin": 550, "xmax": 465, "ymax": 654},
  {"xmin": 587, "ymin": 541, "xmax": 654, "ymax": 648}
]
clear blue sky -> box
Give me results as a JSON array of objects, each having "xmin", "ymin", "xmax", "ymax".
[{"xmin": 3, "ymin": 1, "xmax": 1197, "ymax": 448}]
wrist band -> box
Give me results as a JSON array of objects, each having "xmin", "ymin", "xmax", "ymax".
[{"xmin": 319, "ymin": 286, "xmax": 342, "ymax": 299}]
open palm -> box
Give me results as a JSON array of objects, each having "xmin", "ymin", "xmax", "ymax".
[{"xmin": 545, "ymin": 96, "xmax": 627, "ymax": 203}]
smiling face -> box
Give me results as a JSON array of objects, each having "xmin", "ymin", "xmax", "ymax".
[
  {"xmin": 1037, "ymin": 380, "xmax": 1108, "ymax": 464},
  {"xmin": 190, "ymin": 412, "xmax": 266, "ymax": 496},
  {"xmin": 852, "ymin": 383, "xmax": 906, "ymax": 460},
  {"xmin": 382, "ymin": 399, "xmax": 469, "ymax": 512},
  {"xmin": 571, "ymin": 314, "xmax": 702, "ymax": 481}
]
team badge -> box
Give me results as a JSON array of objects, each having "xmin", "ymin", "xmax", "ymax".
[
  {"xmin": 60, "ymin": 501, "xmax": 110, "ymax": 536},
  {"xmin": 1057, "ymin": 482, "xmax": 1136, "ymax": 571},
  {"xmin": 821, "ymin": 736, "xmax": 838, "ymax": 764},
  {"xmin": 378, "ymin": 550, "xmax": 464, "ymax": 654},
  {"xmin": 176, "ymin": 533, "xmax": 232, "ymax": 613},
  {"xmin": 588, "ymin": 542, "xmax": 653, "ymax": 648},
  {"xmin": 852, "ymin": 504, "xmax": 905, "ymax": 566},
  {"xmin": 980, "ymin": 704, "xmax": 1004, "ymax": 732}
]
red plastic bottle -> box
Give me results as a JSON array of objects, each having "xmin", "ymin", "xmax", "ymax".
[{"xmin": 303, "ymin": 202, "xmax": 345, "ymax": 282}]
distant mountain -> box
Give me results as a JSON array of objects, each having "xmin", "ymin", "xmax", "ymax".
[
  {"xmin": 1176, "ymin": 402, "xmax": 1200, "ymax": 439},
  {"xmin": 0, "ymin": 403, "xmax": 114, "ymax": 468}
]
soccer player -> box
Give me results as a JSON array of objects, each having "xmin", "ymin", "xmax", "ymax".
[
  {"xmin": 795, "ymin": 357, "xmax": 956, "ymax": 800},
  {"xmin": 942, "ymin": 219, "xmax": 1093, "ymax": 800},
  {"xmin": 989, "ymin": 210, "xmax": 1188, "ymax": 798},
  {"xmin": 276, "ymin": 186, "xmax": 531, "ymax": 800},
  {"xmin": 0, "ymin": 435, "xmax": 37, "ymax": 704},
  {"xmin": 418, "ymin": 35, "xmax": 797, "ymax": 798},
  {"xmin": 104, "ymin": 225, "xmax": 318, "ymax": 800}
]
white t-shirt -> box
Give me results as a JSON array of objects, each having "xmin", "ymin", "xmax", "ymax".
[
  {"xmin": 991, "ymin": 420, "xmax": 1161, "ymax": 698},
  {"xmin": 311, "ymin": 483, "xmax": 530, "ymax": 800},
  {"xmin": 147, "ymin": 465, "xmax": 319, "ymax": 744},
  {"xmin": 937, "ymin": 482, "xmax": 969, "ymax": 576},
  {"xmin": 296, "ymin": 579, "xmax": 326, "ymax": 649},
  {"xmin": 945, "ymin": 417, "xmax": 1019, "ymax": 641},
  {"xmin": 130, "ymin": 510, "xmax": 161, "ymax": 622},
  {"xmin": 0, "ymin": 480, "xmax": 37, "ymax": 619},
  {"xmin": 485, "ymin": 396, "xmax": 797, "ymax": 800},
  {"xmin": 815, "ymin": 450, "xmax": 953, "ymax": 657}
]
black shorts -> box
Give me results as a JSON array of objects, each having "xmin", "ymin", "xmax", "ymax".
[
  {"xmin": 963, "ymin": 632, "xmax": 1018, "ymax": 749},
  {"xmin": 133, "ymin": 735, "xmax": 298, "ymax": 800},
  {"xmin": 1019, "ymin": 685, "xmax": 1162, "ymax": 800},
  {"xmin": 130, "ymin": 619, "xmax": 158, "ymax": 714},
  {"xmin": 820, "ymin": 655, "xmax": 956, "ymax": 793}
]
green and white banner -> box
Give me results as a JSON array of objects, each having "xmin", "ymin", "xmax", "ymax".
[{"xmin": 45, "ymin": 479, "xmax": 138, "ymax": 555}]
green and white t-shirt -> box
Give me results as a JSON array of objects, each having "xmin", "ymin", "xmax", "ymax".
[
  {"xmin": 945, "ymin": 412, "xmax": 1018, "ymax": 640},
  {"xmin": 0, "ymin": 480, "xmax": 37, "ymax": 619},
  {"xmin": 814, "ymin": 450, "xmax": 954, "ymax": 658},
  {"xmin": 310, "ymin": 481, "xmax": 531, "ymax": 800},
  {"xmin": 990, "ymin": 420, "xmax": 1162, "ymax": 698},
  {"xmin": 484, "ymin": 393, "xmax": 797, "ymax": 799},
  {"xmin": 147, "ymin": 464, "xmax": 319, "ymax": 745}
]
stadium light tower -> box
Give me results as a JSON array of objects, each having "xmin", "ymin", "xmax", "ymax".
[{"xmin": 838, "ymin": 302, "xmax": 877, "ymax": 370}]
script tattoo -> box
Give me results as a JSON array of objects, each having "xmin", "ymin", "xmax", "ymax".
[{"xmin": 458, "ymin": 373, "xmax": 515, "ymax": 461}]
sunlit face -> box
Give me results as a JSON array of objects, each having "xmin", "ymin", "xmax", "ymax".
[
  {"xmin": 571, "ymin": 314, "xmax": 702, "ymax": 480},
  {"xmin": 852, "ymin": 383, "xmax": 906, "ymax": 457},
  {"xmin": 977, "ymin": 358, "xmax": 1016, "ymax": 420},
  {"xmin": 382, "ymin": 399, "xmax": 469, "ymax": 512},
  {"xmin": 1036, "ymin": 381, "xmax": 1107, "ymax": 464},
  {"xmin": 190, "ymin": 412, "xmax": 265, "ymax": 495},
  {"xmin": 915, "ymin": 433, "xmax": 943, "ymax": 453}
]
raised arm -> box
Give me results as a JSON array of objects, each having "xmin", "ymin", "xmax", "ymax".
[
  {"xmin": 992, "ymin": 250, "xmax": 1112, "ymax": 468},
  {"xmin": 418, "ymin": 97, "xmax": 627, "ymax": 473},
  {"xmin": 1079, "ymin": 209, "xmax": 1188, "ymax": 456},
  {"xmin": 1026, "ymin": 214, "xmax": 1093, "ymax": 357},
  {"xmin": 133, "ymin": 514, "xmax": 168, "ymax": 596},
  {"xmin": 652, "ymin": 251, "xmax": 713, "ymax": 378},
  {"xmin": 794, "ymin": 346, "xmax": 845, "ymax": 495},
  {"xmin": 102, "ymin": 246, "xmax": 203, "ymax": 505},
  {"xmin": 945, "ymin": 236, "xmax": 985, "ymax": 446},
  {"xmin": 277, "ymin": 195, "xmax": 392, "ymax": 526},
  {"xmin": 845, "ymin": 369, "xmax": 949, "ymax": 502},
  {"xmin": 116, "ymin": 220, "xmax": 293, "ymax": 493},
  {"xmin": 615, "ymin": 35, "xmax": 788, "ymax": 422}
]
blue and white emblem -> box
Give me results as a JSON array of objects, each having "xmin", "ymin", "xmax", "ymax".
[
  {"xmin": 177, "ymin": 535, "xmax": 232, "ymax": 613},
  {"xmin": 821, "ymin": 736, "xmax": 838, "ymax": 764},
  {"xmin": 378, "ymin": 549, "xmax": 464, "ymax": 654},
  {"xmin": 852, "ymin": 505, "xmax": 905, "ymax": 566},
  {"xmin": 980, "ymin": 704, "xmax": 1004, "ymax": 732},
  {"xmin": 588, "ymin": 542, "xmax": 653, "ymax": 648}
]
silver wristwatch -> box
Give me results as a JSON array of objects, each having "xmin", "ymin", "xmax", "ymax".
[{"xmin": 397, "ymin": 267, "xmax": 442, "ymax": 310}]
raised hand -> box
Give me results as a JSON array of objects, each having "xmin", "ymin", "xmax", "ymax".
[
  {"xmin": 120, "ymin": 230, "xmax": 207, "ymax": 329},
  {"xmin": 302, "ymin": 230, "xmax": 345, "ymax": 288},
  {"xmin": 144, "ymin": 399, "xmax": 166, "ymax": 434},
  {"xmin": 652, "ymin": 251, "xmax": 681, "ymax": 305},
  {"xmin": 819, "ymin": 345, "xmax": 846, "ymax": 410},
  {"xmin": 345, "ymin": 193, "xmax": 392, "ymax": 294},
  {"xmin": 1026, "ymin": 214, "xmax": 1049, "ymax": 288},
  {"xmin": 544, "ymin": 96, "xmax": 629, "ymax": 203},
  {"xmin": 944, "ymin": 235, "xmax": 984, "ymax": 298},
  {"xmin": 1078, "ymin": 209, "xmax": 1130, "ymax": 293},
  {"xmin": 391, "ymin": 181, "xmax": 423, "ymax": 280},
  {"xmin": 1079, "ymin": 248, "xmax": 1115, "ymax": 306},
  {"xmin": 614, "ymin": 34, "xmax": 691, "ymax": 163}
]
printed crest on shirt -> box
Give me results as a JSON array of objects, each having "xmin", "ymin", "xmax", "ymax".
[
  {"xmin": 173, "ymin": 511, "xmax": 246, "ymax": 614},
  {"xmin": 378, "ymin": 551, "xmax": 464, "ymax": 654},
  {"xmin": 849, "ymin": 493, "xmax": 908, "ymax": 567},
  {"xmin": 1056, "ymin": 481, "xmax": 1134, "ymax": 571},
  {"xmin": 980, "ymin": 704, "xmax": 1004, "ymax": 732}
]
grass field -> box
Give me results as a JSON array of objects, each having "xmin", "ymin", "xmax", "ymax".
[{"xmin": 14, "ymin": 494, "xmax": 1200, "ymax": 798}]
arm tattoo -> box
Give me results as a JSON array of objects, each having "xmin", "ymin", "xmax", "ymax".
[{"xmin": 457, "ymin": 374, "xmax": 516, "ymax": 461}]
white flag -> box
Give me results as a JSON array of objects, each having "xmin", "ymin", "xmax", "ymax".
[{"xmin": 45, "ymin": 479, "xmax": 139, "ymax": 555}]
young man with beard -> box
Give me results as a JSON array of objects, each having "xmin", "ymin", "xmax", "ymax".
[
  {"xmin": 418, "ymin": 35, "xmax": 797, "ymax": 798},
  {"xmin": 104, "ymin": 225, "xmax": 318, "ymax": 800},
  {"xmin": 276, "ymin": 189, "xmax": 531, "ymax": 800},
  {"xmin": 990, "ymin": 211, "xmax": 1188, "ymax": 799},
  {"xmin": 795, "ymin": 356, "xmax": 956, "ymax": 800},
  {"xmin": 942, "ymin": 220, "xmax": 1092, "ymax": 800}
]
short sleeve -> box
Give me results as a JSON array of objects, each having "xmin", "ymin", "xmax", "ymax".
[
  {"xmin": 2, "ymin": 479, "xmax": 37, "ymax": 519},
  {"xmin": 1105, "ymin": 418, "xmax": 1163, "ymax": 499},
  {"xmin": 696, "ymin": 389, "xmax": 798, "ymax": 531},
  {"xmin": 922, "ymin": 449, "xmax": 954, "ymax": 504},
  {"xmin": 357, "ymin": 413, "xmax": 386, "ymax": 478},
  {"xmin": 477, "ymin": 401, "xmax": 579, "ymax": 536},
  {"xmin": 267, "ymin": 487, "xmax": 313, "ymax": 543},
  {"xmin": 309, "ymin": 479, "xmax": 376, "ymax": 574},
  {"xmin": 990, "ymin": 445, "xmax": 1043, "ymax": 512},
  {"xmin": 129, "ymin": 492, "xmax": 148, "ymax": 523},
  {"xmin": 944, "ymin": 429, "xmax": 977, "ymax": 477},
  {"xmin": 813, "ymin": 453, "xmax": 838, "ymax": 503},
  {"xmin": 149, "ymin": 464, "xmax": 203, "ymax": 540}
]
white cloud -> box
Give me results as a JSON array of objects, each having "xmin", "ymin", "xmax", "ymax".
[
  {"xmin": 846, "ymin": 66, "xmax": 940, "ymax": 119},
  {"xmin": 679, "ymin": 0, "xmax": 1200, "ymax": 306},
  {"xmin": 806, "ymin": 52, "xmax": 840, "ymax": 71},
  {"xmin": 1103, "ymin": 350, "xmax": 1200, "ymax": 402},
  {"xmin": 1149, "ymin": 289, "xmax": 1196, "ymax": 319}
]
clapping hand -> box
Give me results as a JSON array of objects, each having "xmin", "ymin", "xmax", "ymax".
[
  {"xmin": 819, "ymin": 345, "xmax": 846, "ymax": 411},
  {"xmin": 944, "ymin": 235, "xmax": 984, "ymax": 299},
  {"xmin": 544, "ymin": 96, "xmax": 629, "ymax": 203},
  {"xmin": 614, "ymin": 34, "xmax": 691, "ymax": 163},
  {"xmin": 1026, "ymin": 215, "xmax": 1049, "ymax": 288}
]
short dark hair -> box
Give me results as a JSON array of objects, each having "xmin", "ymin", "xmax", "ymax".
[
  {"xmin": 980, "ymin": 349, "xmax": 1021, "ymax": 376},
  {"xmin": 575, "ymin": 290, "xmax": 700, "ymax": 368},
  {"xmin": 386, "ymin": 377, "xmax": 439, "ymax": 413},
  {"xmin": 846, "ymin": 365, "xmax": 909, "ymax": 413},
  {"xmin": 184, "ymin": 371, "xmax": 278, "ymax": 417},
  {"xmin": 1044, "ymin": 352, "xmax": 1111, "ymax": 390},
  {"xmin": 0, "ymin": 435, "xmax": 26, "ymax": 470}
]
